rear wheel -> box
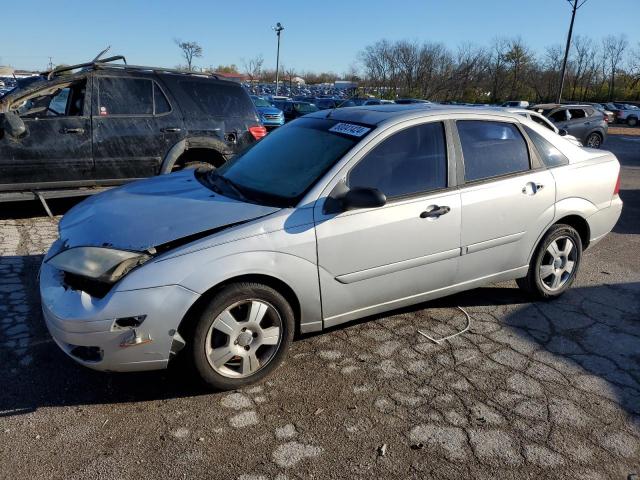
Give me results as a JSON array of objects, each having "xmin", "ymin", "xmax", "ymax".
[
  {"xmin": 628, "ymin": 116, "xmax": 638, "ymax": 127},
  {"xmin": 190, "ymin": 282, "xmax": 295, "ymax": 390},
  {"xmin": 517, "ymin": 224, "xmax": 582, "ymax": 300},
  {"xmin": 585, "ymin": 132, "xmax": 602, "ymax": 148}
]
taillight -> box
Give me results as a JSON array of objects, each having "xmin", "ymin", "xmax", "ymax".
[
  {"xmin": 613, "ymin": 171, "xmax": 621, "ymax": 196},
  {"xmin": 249, "ymin": 125, "xmax": 267, "ymax": 140}
]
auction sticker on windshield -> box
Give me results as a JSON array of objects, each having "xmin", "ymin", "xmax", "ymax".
[{"xmin": 329, "ymin": 123, "xmax": 371, "ymax": 137}]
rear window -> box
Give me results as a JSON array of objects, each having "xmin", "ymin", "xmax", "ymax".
[
  {"xmin": 178, "ymin": 81, "xmax": 255, "ymax": 117},
  {"xmin": 524, "ymin": 126, "xmax": 569, "ymax": 168}
]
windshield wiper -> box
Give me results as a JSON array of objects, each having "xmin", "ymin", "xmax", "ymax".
[{"xmin": 209, "ymin": 172, "xmax": 250, "ymax": 202}]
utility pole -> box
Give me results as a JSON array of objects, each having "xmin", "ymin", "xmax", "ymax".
[
  {"xmin": 556, "ymin": 0, "xmax": 589, "ymax": 103},
  {"xmin": 272, "ymin": 22, "xmax": 284, "ymax": 96}
]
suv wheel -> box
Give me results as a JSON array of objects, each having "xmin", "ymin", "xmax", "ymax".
[
  {"xmin": 190, "ymin": 282, "xmax": 295, "ymax": 390},
  {"xmin": 517, "ymin": 224, "xmax": 582, "ymax": 300},
  {"xmin": 628, "ymin": 116, "xmax": 638, "ymax": 127},
  {"xmin": 585, "ymin": 132, "xmax": 602, "ymax": 148}
]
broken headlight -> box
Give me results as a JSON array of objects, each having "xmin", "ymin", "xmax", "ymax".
[{"xmin": 47, "ymin": 247, "xmax": 151, "ymax": 284}]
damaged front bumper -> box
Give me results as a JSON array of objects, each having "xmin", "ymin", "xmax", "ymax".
[{"xmin": 40, "ymin": 262, "xmax": 199, "ymax": 372}]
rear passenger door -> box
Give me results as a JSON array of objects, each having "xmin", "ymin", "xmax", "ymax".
[
  {"xmin": 92, "ymin": 75, "xmax": 183, "ymax": 181},
  {"xmin": 566, "ymin": 108, "xmax": 589, "ymax": 141},
  {"xmin": 455, "ymin": 120, "xmax": 556, "ymax": 283}
]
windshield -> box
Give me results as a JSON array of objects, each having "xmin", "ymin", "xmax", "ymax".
[
  {"xmin": 294, "ymin": 102, "xmax": 319, "ymax": 113},
  {"xmin": 252, "ymin": 97, "xmax": 272, "ymax": 107},
  {"xmin": 212, "ymin": 118, "xmax": 369, "ymax": 206}
]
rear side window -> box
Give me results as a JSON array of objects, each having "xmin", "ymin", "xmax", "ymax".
[
  {"xmin": 549, "ymin": 110, "xmax": 567, "ymax": 122},
  {"xmin": 568, "ymin": 108, "xmax": 586, "ymax": 120},
  {"xmin": 457, "ymin": 120, "xmax": 530, "ymax": 182},
  {"xmin": 524, "ymin": 126, "xmax": 569, "ymax": 168},
  {"xmin": 98, "ymin": 77, "xmax": 153, "ymax": 115},
  {"xmin": 178, "ymin": 81, "xmax": 255, "ymax": 117},
  {"xmin": 348, "ymin": 122, "xmax": 447, "ymax": 199},
  {"xmin": 153, "ymin": 83, "xmax": 171, "ymax": 114}
]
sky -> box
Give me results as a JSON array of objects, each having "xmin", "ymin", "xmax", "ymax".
[{"xmin": 2, "ymin": 0, "xmax": 639, "ymax": 74}]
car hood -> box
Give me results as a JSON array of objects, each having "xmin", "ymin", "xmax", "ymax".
[
  {"xmin": 256, "ymin": 106, "xmax": 282, "ymax": 115},
  {"xmin": 58, "ymin": 170, "xmax": 281, "ymax": 251}
]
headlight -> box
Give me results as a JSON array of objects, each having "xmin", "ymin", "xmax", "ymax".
[{"xmin": 47, "ymin": 247, "xmax": 151, "ymax": 284}]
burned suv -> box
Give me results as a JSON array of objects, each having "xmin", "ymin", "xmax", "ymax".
[{"xmin": 0, "ymin": 56, "xmax": 265, "ymax": 202}]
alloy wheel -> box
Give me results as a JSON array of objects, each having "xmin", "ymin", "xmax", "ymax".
[
  {"xmin": 586, "ymin": 133, "xmax": 601, "ymax": 148},
  {"xmin": 539, "ymin": 236, "xmax": 577, "ymax": 291},
  {"xmin": 204, "ymin": 299, "xmax": 283, "ymax": 378}
]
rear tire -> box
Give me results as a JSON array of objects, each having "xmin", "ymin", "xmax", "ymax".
[
  {"xmin": 585, "ymin": 132, "xmax": 602, "ymax": 148},
  {"xmin": 517, "ymin": 224, "xmax": 582, "ymax": 300},
  {"xmin": 189, "ymin": 282, "xmax": 295, "ymax": 391},
  {"xmin": 628, "ymin": 116, "xmax": 638, "ymax": 127}
]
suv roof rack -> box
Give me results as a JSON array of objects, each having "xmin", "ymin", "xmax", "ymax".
[{"xmin": 43, "ymin": 55, "xmax": 219, "ymax": 81}]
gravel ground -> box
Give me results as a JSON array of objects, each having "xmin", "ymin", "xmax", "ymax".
[{"xmin": 0, "ymin": 136, "xmax": 639, "ymax": 480}]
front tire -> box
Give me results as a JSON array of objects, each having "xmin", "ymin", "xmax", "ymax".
[
  {"xmin": 628, "ymin": 116, "xmax": 638, "ymax": 127},
  {"xmin": 517, "ymin": 224, "xmax": 582, "ymax": 300},
  {"xmin": 585, "ymin": 132, "xmax": 602, "ymax": 148},
  {"xmin": 190, "ymin": 282, "xmax": 295, "ymax": 390}
]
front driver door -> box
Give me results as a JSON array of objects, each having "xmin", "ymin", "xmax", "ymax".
[
  {"xmin": 0, "ymin": 79, "xmax": 93, "ymax": 190},
  {"xmin": 315, "ymin": 121, "xmax": 461, "ymax": 327}
]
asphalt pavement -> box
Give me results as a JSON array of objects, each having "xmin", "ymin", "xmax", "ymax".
[{"xmin": 0, "ymin": 135, "xmax": 639, "ymax": 480}]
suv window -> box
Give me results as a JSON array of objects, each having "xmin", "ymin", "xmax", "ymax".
[
  {"xmin": 549, "ymin": 110, "xmax": 567, "ymax": 122},
  {"xmin": 13, "ymin": 80, "xmax": 86, "ymax": 118},
  {"xmin": 98, "ymin": 77, "xmax": 153, "ymax": 115},
  {"xmin": 568, "ymin": 108, "xmax": 586, "ymax": 120},
  {"xmin": 153, "ymin": 82, "xmax": 171, "ymax": 114},
  {"xmin": 457, "ymin": 120, "xmax": 530, "ymax": 182},
  {"xmin": 524, "ymin": 126, "xmax": 569, "ymax": 168},
  {"xmin": 178, "ymin": 81, "xmax": 255, "ymax": 117},
  {"xmin": 348, "ymin": 122, "xmax": 447, "ymax": 199}
]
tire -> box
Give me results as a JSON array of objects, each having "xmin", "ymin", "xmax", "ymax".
[
  {"xmin": 516, "ymin": 224, "xmax": 582, "ymax": 300},
  {"xmin": 183, "ymin": 161, "xmax": 214, "ymax": 171},
  {"xmin": 189, "ymin": 282, "xmax": 295, "ymax": 390},
  {"xmin": 628, "ymin": 116, "xmax": 638, "ymax": 127},
  {"xmin": 585, "ymin": 132, "xmax": 602, "ymax": 148}
]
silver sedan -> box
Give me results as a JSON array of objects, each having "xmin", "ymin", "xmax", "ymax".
[{"xmin": 40, "ymin": 105, "xmax": 623, "ymax": 390}]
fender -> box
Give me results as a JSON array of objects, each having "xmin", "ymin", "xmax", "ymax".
[{"xmin": 160, "ymin": 136, "xmax": 231, "ymax": 174}]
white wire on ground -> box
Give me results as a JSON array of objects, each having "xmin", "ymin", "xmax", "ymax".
[{"xmin": 418, "ymin": 306, "xmax": 472, "ymax": 345}]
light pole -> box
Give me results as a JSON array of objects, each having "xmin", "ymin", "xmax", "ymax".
[
  {"xmin": 556, "ymin": 0, "xmax": 589, "ymax": 103},
  {"xmin": 272, "ymin": 22, "xmax": 284, "ymax": 96}
]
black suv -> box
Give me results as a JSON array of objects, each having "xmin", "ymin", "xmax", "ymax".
[{"xmin": 0, "ymin": 57, "xmax": 265, "ymax": 201}]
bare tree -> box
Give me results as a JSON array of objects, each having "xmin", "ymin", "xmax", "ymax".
[
  {"xmin": 174, "ymin": 39, "xmax": 203, "ymax": 71},
  {"xmin": 603, "ymin": 35, "xmax": 628, "ymax": 99},
  {"xmin": 242, "ymin": 55, "xmax": 264, "ymax": 83}
]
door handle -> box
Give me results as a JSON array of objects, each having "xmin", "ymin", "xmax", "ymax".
[
  {"xmin": 522, "ymin": 182, "xmax": 544, "ymax": 195},
  {"xmin": 62, "ymin": 128, "xmax": 84, "ymax": 134},
  {"xmin": 420, "ymin": 205, "xmax": 450, "ymax": 219},
  {"xmin": 161, "ymin": 127, "xmax": 181, "ymax": 133}
]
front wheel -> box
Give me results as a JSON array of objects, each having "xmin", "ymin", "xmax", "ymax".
[
  {"xmin": 628, "ymin": 117, "xmax": 638, "ymax": 127},
  {"xmin": 190, "ymin": 282, "xmax": 295, "ymax": 390},
  {"xmin": 517, "ymin": 224, "xmax": 583, "ymax": 300}
]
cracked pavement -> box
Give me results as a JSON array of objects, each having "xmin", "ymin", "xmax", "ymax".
[{"xmin": 0, "ymin": 136, "xmax": 639, "ymax": 480}]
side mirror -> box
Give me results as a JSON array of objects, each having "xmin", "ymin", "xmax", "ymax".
[
  {"xmin": 558, "ymin": 128, "xmax": 568, "ymax": 137},
  {"xmin": 342, "ymin": 187, "xmax": 386, "ymax": 211},
  {"xmin": 2, "ymin": 111, "xmax": 26, "ymax": 138}
]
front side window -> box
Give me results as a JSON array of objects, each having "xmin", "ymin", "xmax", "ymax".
[
  {"xmin": 13, "ymin": 80, "xmax": 86, "ymax": 118},
  {"xmin": 458, "ymin": 120, "xmax": 530, "ymax": 182},
  {"xmin": 98, "ymin": 77, "xmax": 153, "ymax": 115},
  {"xmin": 214, "ymin": 118, "xmax": 364, "ymax": 205},
  {"xmin": 524, "ymin": 126, "xmax": 569, "ymax": 168},
  {"xmin": 549, "ymin": 110, "xmax": 567, "ymax": 122},
  {"xmin": 348, "ymin": 122, "xmax": 447, "ymax": 199}
]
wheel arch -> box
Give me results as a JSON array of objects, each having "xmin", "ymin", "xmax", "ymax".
[{"xmin": 160, "ymin": 137, "xmax": 229, "ymax": 174}]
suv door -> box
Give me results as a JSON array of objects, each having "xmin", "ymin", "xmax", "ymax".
[
  {"xmin": 92, "ymin": 75, "xmax": 184, "ymax": 182},
  {"xmin": 314, "ymin": 121, "xmax": 461, "ymax": 327},
  {"xmin": 0, "ymin": 79, "xmax": 93, "ymax": 191},
  {"xmin": 455, "ymin": 120, "xmax": 556, "ymax": 283}
]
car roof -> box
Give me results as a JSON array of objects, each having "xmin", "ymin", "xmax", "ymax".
[
  {"xmin": 533, "ymin": 103, "xmax": 593, "ymax": 110},
  {"xmin": 305, "ymin": 103, "xmax": 524, "ymax": 126}
]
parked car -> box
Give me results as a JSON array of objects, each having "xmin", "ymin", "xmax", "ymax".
[
  {"xmin": 251, "ymin": 95, "xmax": 284, "ymax": 129},
  {"xmin": 271, "ymin": 100, "xmax": 319, "ymax": 122},
  {"xmin": 0, "ymin": 57, "xmax": 265, "ymax": 202},
  {"xmin": 605, "ymin": 102, "xmax": 640, "ymax": 127},
  {"xmin": 313, "ymin": 98, "xmax": 342, "ymax": 110},
  {"xmin": 362, "ymin": 99, "xmax": 395, "ymax": 106},
  {"xmin": 40, "ymin": 104, "xmax": 622, "ymax": 390},
  {"xmin": 502, "ymin": 100, "xmax": 530, "ymax": 108},
  {"xmin": 501, "ymin": 108, "xmax": 583, "ymax": 146},
  {"xmin": 394, "ymin": 98, "xmax": 431, "ymax": 104},
  {"xmin": 532, "ymin": 104, "xmax": 608, "ymax": 148}
]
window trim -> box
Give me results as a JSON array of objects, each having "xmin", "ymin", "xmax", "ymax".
[
  {"xmin": 454, "ymin": 119, "xmax": 537, "ymax": 187},
  {"xmin": 345, "ymin": 120, "xmax": 451, "ymax": 203},
  {"xmin": 96, "ymin": 75, "xmax": 171, "ymax": 118}
]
